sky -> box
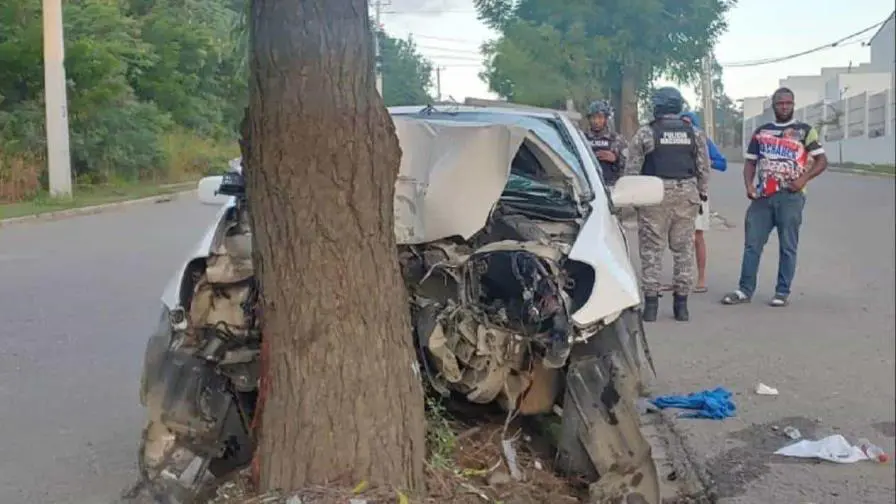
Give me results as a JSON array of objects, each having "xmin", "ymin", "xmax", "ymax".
[{"xmin": 377, "ymin": 0, "xmax": 895, "ymax": 106}]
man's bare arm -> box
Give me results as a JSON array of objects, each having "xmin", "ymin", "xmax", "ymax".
[
  {"xmin": 802, "ymin": 153, "xmax": 828, "ymax": 181},
  {"xmin": 793, "ymin": 126, "xmax": 828, "ymax": 188},
  {"xmin": 743, "ymin": 160, "xmax": 758, "ymax": 198}
]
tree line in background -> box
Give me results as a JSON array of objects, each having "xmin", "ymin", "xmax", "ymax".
[
  {"xmin": 473, "ymin": 0, "xmax": 742, "ymax": 143},
  {"xmin": 0, "ymin": 0, "xmax": 435, "ymax": 202}
]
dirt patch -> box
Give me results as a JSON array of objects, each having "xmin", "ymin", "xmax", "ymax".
[
  {"xmin": 871, "ymin": 421, "xmax": 896, "ymax": 438},
  {"xmin": 204, "ymin": 417, "xmax": 585, "ymax": 504},
  {"xmin": 703, "ymin": 416, "xmax": 824, "ymax": 499}
]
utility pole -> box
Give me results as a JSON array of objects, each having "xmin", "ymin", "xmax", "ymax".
[
  {"xmin": 435, "ymin": 67, "xmax": 442, "ymax": 101},
  {"xmin": 43, "ymin": 0, "xmax": 73, "ymax": 198},
  {"xmin": 701, "ymin": 54, "xmax": 715, "ymax": 142},
  {"xmin": 373, "ymin": 0, "xmax": 389, "ymax": 95}
]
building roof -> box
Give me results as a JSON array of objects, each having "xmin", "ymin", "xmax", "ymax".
[{"xmin": 869, "ymin": 11, "xmax": 895, "ymax": 44}]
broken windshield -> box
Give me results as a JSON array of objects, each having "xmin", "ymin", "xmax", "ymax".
[{"xmin": 402, "ymin": 110, "xmax": 585, "ymax": 178}]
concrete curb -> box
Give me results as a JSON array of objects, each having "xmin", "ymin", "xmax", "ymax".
[
  {"xmin": 652, "ymin": 410, "xmax": 719, "ymax": 503},
  {"xmin": 828, "ymin": 166, "xmax": 896, "ymax": 178},
  {"xmin": 0, "ymin": 189, "xmax": 197, "ymax": 227}
]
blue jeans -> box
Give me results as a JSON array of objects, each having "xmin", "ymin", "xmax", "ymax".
[{"xmin": 738, "ymin": 190, "xmax": 806, "ymax": 298}]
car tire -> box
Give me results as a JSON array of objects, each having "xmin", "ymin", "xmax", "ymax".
[{"xmin": 554, "ymin": 310, "xmax": 660, "ymax": 502}]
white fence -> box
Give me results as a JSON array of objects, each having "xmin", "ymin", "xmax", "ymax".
[{"xmin": 743, "ymin": 88, "xmax": 896, "ymax": 165}]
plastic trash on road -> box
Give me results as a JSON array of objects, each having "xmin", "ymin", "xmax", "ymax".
[
  {"xmin": 783, "ymin": 426, "xmax": 802, "ymax": 440},
  {"xmin": 775, "ymin": 434, "xmax": 871, "ymax": 464},
  {"xmin": 857, "ymin": 438, "xmax": 890, "ymax": 463},
  {"xmin": 755, "ymin": 383, "xmax": 779, "ymax": 395}
]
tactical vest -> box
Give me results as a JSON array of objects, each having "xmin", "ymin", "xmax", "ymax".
[
  {"xmin": 642, "ymin": 118, "xmax": 697, "ymax": 180},
  {"xmin": 589, "ymin": 135, "xmax": 612, "ymax": 153},
  {"xmin": 588, "ymin": 132, "xmax": 618, "ymax": 171}
]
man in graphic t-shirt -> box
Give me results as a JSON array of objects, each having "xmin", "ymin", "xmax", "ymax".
[{"xmin": 721, "ymin": 87, "xmax": 828, "ymax": 308}]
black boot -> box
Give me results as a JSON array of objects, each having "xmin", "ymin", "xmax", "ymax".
[
  {"xmin": 642, "ymin": 295, "xmax": 659, "ymax": 322},
  {"xmin": 673, "ymin": 294, "xmax": 690, "ymax": 322}
]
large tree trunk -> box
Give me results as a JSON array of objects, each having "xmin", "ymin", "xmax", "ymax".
[
  {"xmin": 619, "ymin": 67, "xmax": 640, "ymax": 138},
  {"xmin": 242, "ymin": 0, "xmax": 425, "ymax": 494},
  {"xmin": 609, "ymin": 87, "xmax": 623, "ymax": 134}
]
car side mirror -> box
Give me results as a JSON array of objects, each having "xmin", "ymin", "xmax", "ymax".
[
  {"xmin": 610, "ymin": 175, "xmax": 664, "ymax": 208},
  {"xmin": 197, "ymin": 176, "xmax": 229, "ymax": 205}
]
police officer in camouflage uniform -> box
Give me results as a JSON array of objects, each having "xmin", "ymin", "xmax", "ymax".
[
  {"xmin": 625, "ymin": 87, "xmax": 710, "ymax": 322},
  {"xmin": 584, "ymin": 100, "xmax": 627, "ymax": 185}
]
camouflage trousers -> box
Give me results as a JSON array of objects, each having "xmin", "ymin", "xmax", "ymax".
[{"xmin": 637, "ymin": 179, "xmax": 701, "ymax": 296}]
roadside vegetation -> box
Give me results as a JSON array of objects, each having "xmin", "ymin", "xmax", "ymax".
[
  {"xmin": 0, "ymin": 0, "xmax": 435, "ymax": 214},
  {"xmin": 833, "ymin": 162, "xmax": 896, "ymax": 175}
]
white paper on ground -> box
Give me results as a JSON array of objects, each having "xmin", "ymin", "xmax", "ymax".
[
  {"xmin": 755, "ymin": 383, "xmax": 779, "ymax": 395},
  {"xmin": 774, "ymin": 434, "xmax": 870, "ymax": 464}
]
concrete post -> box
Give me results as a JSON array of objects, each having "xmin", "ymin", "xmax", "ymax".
[
  {"xmin": 843, "ymin": 100, "xmax": 850, "ymax": 139},
  {"xmin": 42, "ymin": 0, "xmax": 73, "ymax": 198},
  {"xmin": 862, "ymin": 93, "xmax": 869, "ymax": 139}
]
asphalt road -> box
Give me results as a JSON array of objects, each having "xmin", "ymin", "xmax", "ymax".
[
  {"xmin": 0, "ymin": 196, "xmax": 221, "ymax": 504},
  {"xmin": 635, "ymin": 165, "xmax": 896, "ymax": 503},
  {"xmin": 0, "ymin": 167, "xmax": 892, "ymax": 504}
]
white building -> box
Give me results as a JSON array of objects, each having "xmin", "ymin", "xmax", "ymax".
[
  {"xmin": 741, "ymin": 11, "xmax": 896, "ymax": 165},
  {"xmin": 869, "ymin": 11, "xmax": 895, "ymax": 75}
]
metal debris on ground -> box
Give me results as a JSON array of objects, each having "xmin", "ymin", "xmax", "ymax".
[{"xmin": 501, "ymin": 438, "xmax": 523, "ymax": 481}]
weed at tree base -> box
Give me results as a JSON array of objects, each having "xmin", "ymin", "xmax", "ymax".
[{"xmin": 205, "ymin": 407, "xmax": 585, "ymax": 504}]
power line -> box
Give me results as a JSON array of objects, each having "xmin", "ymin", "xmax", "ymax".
[
  {"xmin": 409, "ymin": 33, "xmax": 482, "ymax": 45},
  {"xmin": 718, "ymin": 19, "xmax": 885, "ymax": 67},
  {"xmin": 424, "ymin": 54, "xmax": 483, "ymax": 62},
  {"xmin": 416, "ymin": 44, "xmax": 481, "ymax": 56},
  {"xmin": 383, "ymin": 9, "xmax": 475, "ymax": 15}
]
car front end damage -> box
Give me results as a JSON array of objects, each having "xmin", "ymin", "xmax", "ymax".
[
  {"xmin": 392, "ymin": 115, "xmax": 659, "ymax": 501},
  {"xmin": 138, "ymin": 113, "xmax": 661, "ymax": 503}
]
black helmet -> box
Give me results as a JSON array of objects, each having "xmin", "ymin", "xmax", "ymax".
[
  {"xmin": 587, "ymin": 100, "xmax": 613, "ymax": 118},
  {"xmin": 651, "ymin": 87, "xmax": 684, "ymax": 116}
]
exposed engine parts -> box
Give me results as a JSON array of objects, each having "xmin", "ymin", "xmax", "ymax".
[
  {"xmin": 139, "ymin": 203, "xmax": 259, "ymax": 502},
  {"xmin": 139, "ymin": 114, "xmax": 662, "ymax": 503},
  {"xmin": 400, "ymin": 199, "xmax": 588, "ymax": 413}
]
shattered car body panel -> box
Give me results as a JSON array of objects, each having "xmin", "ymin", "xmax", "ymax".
[
  {"xmin": 393, "ymin": 117, "xmax": 584, "ymax": 244},
  {"xmin": 142, "ymin": 105, "xmax": 661, "ymax": 503}
]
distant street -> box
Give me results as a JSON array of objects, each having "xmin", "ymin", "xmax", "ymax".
[
  {"xmin": 0, "ymin": 197, "xmax": 220, "ymax": 503},
  {"xmin": 636, "ymin": 165, "xmax": 896, "ymax": 503}
]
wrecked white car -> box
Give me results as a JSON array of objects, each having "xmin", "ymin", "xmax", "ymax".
[{"xmin": 138, "ymin": 104, "xmax": 665, "ymax": 503}]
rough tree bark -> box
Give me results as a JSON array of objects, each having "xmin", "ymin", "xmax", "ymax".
[
  {"xmin": 241, "ymin": 0, "xmax": 426, "ymax": 493},
  {"xmin": 619, "ymin": 67, "xmax": 640, "ymax": 138}
]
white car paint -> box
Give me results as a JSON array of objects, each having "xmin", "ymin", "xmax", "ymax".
[
  {"xmin": 391, "ymin": 116, "xmax": 584, "ymax": 244},
  {"xmin": 167, "ymin": 104, "xmax": 662, "ymax": 329}
]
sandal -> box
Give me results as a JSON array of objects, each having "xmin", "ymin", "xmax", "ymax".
[
  {"xmin": 693, "ymin": 286, "xmax": 708, "ymax": 294},
  {"xmin": 769, "ymin": 294, "xmax": 790, "ymax": 307},
  {"xmin": 721, "ymin": 290, "xmax": 750, "ymax": 305}
]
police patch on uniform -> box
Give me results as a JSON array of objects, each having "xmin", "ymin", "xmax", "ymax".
[{"xmin": 658, "ymin": 131, "xmax": 692, "ymax": 145}]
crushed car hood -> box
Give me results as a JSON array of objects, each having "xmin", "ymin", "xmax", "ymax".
[
  {"xmin": 392, "ymin": 116, "xmax": 584, "ymax": 244},
  {"xmin": 163, "ymin": 115, "xmax": 641, "ymax": 327}
]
